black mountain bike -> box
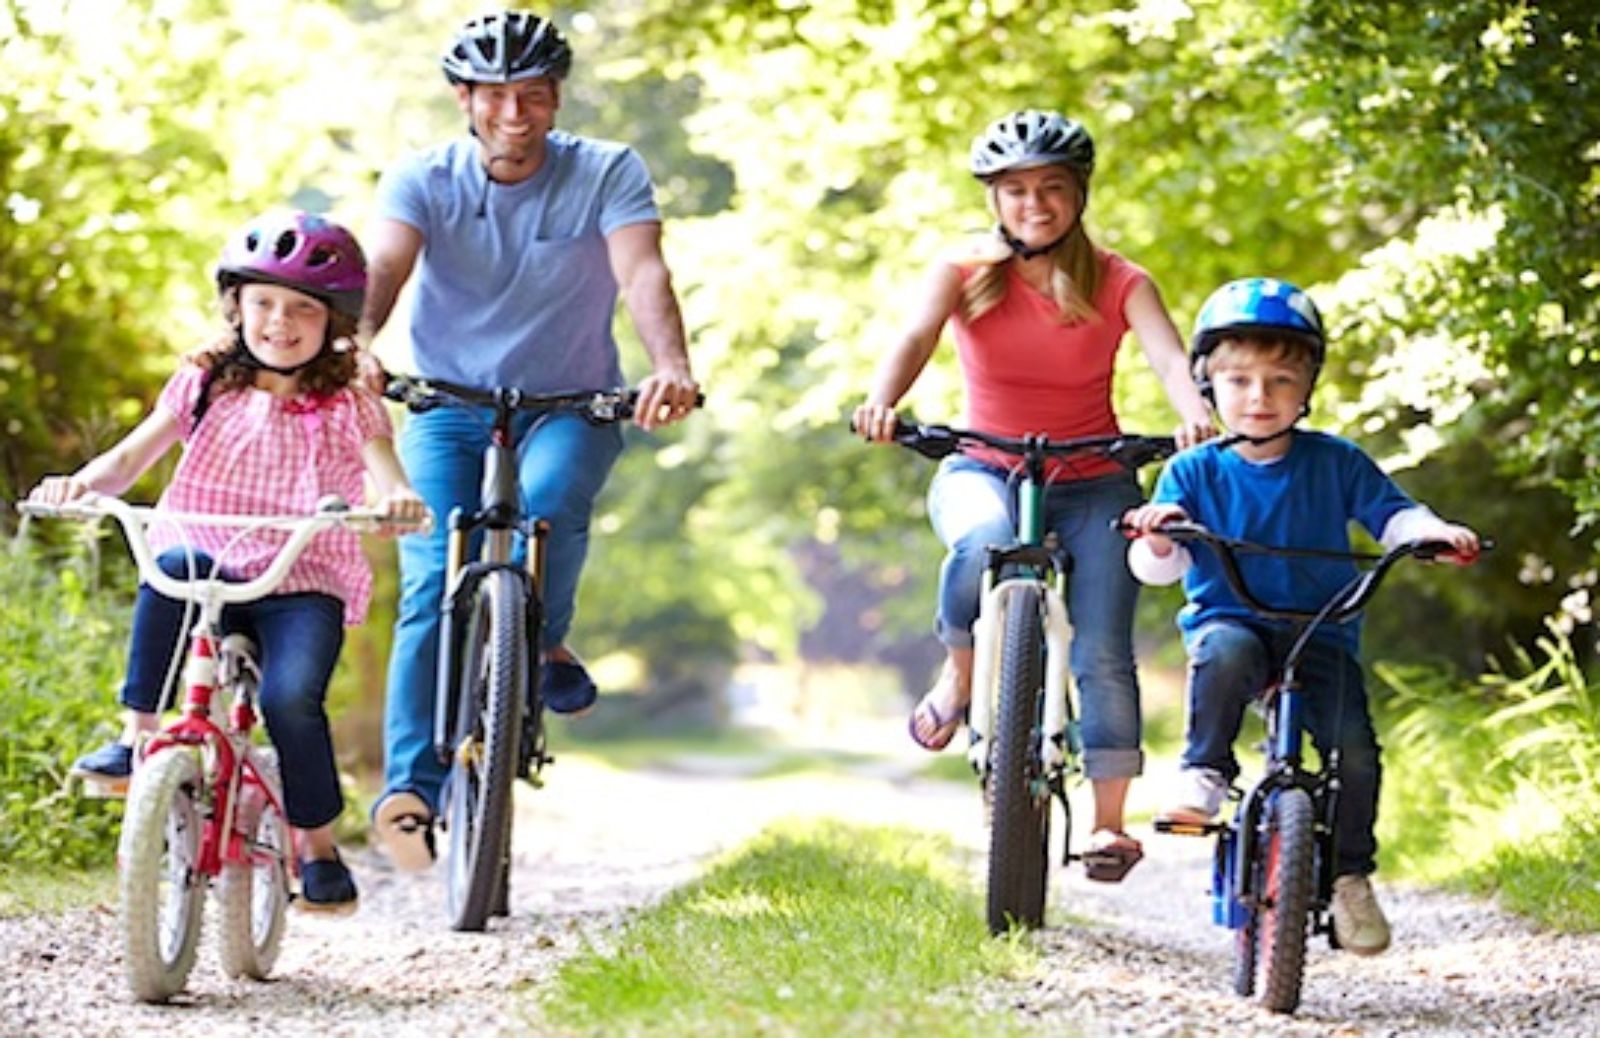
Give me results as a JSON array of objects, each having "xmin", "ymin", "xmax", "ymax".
[
  {"xmin": 385, "ymin": 374, "xmax": 694, "ymax": 931},
  {"xmin": 1138, "ymin": 519, "xmax": 1486, "ymax": 1013},
  {"xmin": 882, "ymin": 419, "xmax": 1174, "ymax": 933}
]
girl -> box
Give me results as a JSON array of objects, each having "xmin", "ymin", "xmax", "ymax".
[
  {"xmin": 28, "ymin": 211, "xmax": 425, "ymax": 913},
  {"xmin": 853, "ymin": 110, "xmax": 1214, "ymax": 882}
]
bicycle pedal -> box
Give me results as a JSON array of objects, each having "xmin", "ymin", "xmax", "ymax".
[{"xmin": 1153, "ymin": 818, "xmax": 1225, "ymax": 837}]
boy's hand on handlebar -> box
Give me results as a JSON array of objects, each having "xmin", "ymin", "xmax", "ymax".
[
  {"xmin": 633, "ymin": 369, "xmax": 700, "ymax": 431},
  {"xmin": 852, "ymin": 403, "xmax": 900, "ymax": 443},
  {"xmin": 1120, "ymin": 502, "xmax": 1190, "ymax": 555}
]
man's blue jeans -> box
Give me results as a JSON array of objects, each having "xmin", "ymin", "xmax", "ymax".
[
  {"xmin": 122, "ymin": 549, "xmax": 346, "ymax": 830},
  {"xmin": 926, "ymin": 456, "xmax": 1146, "ymax": 780},
  {"xmin": 1181, "ymin": 619, "xmax": 1383, "ymax": 876},
  {"xmin": 383, "ymin": 405, "xmax": 624, "ymax": 809}
]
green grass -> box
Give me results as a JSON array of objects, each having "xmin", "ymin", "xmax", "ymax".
[
  {"xmin": 0, "ymin": 864, "xmax": 115, "ymax": 918},
  {"xmin": 533, "ymin": 821, "xmax": 1038, "ymax": 1038}
]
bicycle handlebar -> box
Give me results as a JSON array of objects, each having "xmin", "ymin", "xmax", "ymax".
[
  {"xmin": 872, "ymin": 417, "xmax": 1177, "ymax": 470},
  {"xmin": 384, "ymin": 373, "xmax": 705, "ymax": 423},
  {"xmin": 1130, "ymin": 519, "xmax": 1491, "ymax": 624},
  {"xmin": 18, "ymin": 494, "xmax": 430, "ymax": 607}
]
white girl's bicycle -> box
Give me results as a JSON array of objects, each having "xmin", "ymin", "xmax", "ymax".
[{"xmin": 19, "ymin": 493, "xmax": 425, "ymax": 1003}]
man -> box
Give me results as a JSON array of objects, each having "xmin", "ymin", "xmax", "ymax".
[{"xmin": 362, "ymin": 10, "xmax": 699, "ymax": 869}]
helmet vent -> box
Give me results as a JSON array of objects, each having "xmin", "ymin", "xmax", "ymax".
[{"xmin": 272, "ymin": 230, "xmax": 299, "ymax": 260}]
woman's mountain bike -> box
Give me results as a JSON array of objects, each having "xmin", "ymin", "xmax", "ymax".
[
  {"xmin": 18, "ymin": 494, "xmax": 423, "ymax": 1003},
  {"xmin": 1134, "ymin": 519, "xmax": 1486, "ymax": 1014},
  {"xmin": 880, "ymin": 419, "xmax": 1175, "ymax": 934},
  {"xmin": 384, "ymin": 374, "xmax": 699, "ymax": 932}
]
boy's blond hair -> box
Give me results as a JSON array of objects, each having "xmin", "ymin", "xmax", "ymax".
[{"xmin": 1203, "ymin": 333, "xmax": 1320, "ymax": 382}]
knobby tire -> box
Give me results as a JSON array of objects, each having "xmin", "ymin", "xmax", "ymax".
[
  {"xmin": 986, "ymin": 584, "xmax": 1050, "ymax": 934},
  {"xmin": 444, "ymin": 569, "xmax": 525, "ymax": 932},
  {"xmin": 119, "ymin": 750, "xmax": 207, "ymax": 1003},
  {"xmin": 1255, "ymin": 787, "xmax": 1315, "ymax": 1013}
]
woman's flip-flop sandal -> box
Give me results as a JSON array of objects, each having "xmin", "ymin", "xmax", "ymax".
[
  {"xmin": 907, "ymin": 693, "xmax": 963, "ymax": 752},
  {"xmin": 1083, "ymin": 829, "xmax": 1144, "ymax": 883}
]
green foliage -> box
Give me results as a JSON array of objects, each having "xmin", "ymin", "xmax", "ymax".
[
  {"xmin": 1376, "ymin": 625, "xmax": 1600, "ymax": 930},
  {"xmin": 539, "ymin": 820, "xmax": 1032, "ymax": 1037},
  {"xmin": 0, "ymin": 537, "xmax": 130, "ymax": 868}
]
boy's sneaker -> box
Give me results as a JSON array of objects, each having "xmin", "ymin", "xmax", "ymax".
[
  {"xmin": 69, "ymin": 742, "xmax": 133, "ymax": 795},
  {"xmin": 298, "ymin": 852, "xmax": 359, "ymax": 916},
  {"xmin": 1157, "ymin": 767, "xmax": 1229, "ymax": 826},
  {"xmin": 1331, "ymin": 874, "xmax": 1391, "ymax": 956}
]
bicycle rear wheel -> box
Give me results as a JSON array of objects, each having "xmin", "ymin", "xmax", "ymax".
[
  {"xmin": 218, "ymin": 748, "xmax": 290, "ymax": 980},
  {"xmin": 1254, "ymin": 787, "xmax": 1315, "ymax": 1013},
  {"xmin": 119, "ymin": 749, "xmax": 208, "ymax": 1003},
  {"xmin": 443, "ymin": 568, "xmax": 526, "ymax": 932},
  {"xmin": 986, "ymin": 584, "xmax": 1050, "ymax": 934}
]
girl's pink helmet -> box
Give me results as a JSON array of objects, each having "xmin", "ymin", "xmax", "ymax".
[{"xmin": 215, "ymin": 211, "xmax": 367, "ymax": 320}]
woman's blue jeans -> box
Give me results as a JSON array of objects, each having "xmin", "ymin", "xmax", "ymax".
[
  {"xmin": 1181, "ymin": 619, "xmax": 1383, "ymax": 876},
  {"xmin": 121, "ymin": 549, "xmax": 346, "ymax": 830},
  {"xmin": 926, "ymin": 456, "xmax": 1146, "ymax": 780},
  {"xmin": 383, "ymin": 405, "xmax": 624, "ymax": 810}
]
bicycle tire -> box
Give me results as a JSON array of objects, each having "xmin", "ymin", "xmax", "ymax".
[
  {"xmin": 443, "ymin": 568, "xmax": 525, "ymax": 932},
  {"xmin": 1255, "ymin": 787, "xmax": 1315, "ymax": 1013},
  {"xmin": 986, "ymin": 584, "xmax": 1050, "ymax": 934},
  {"xmin": 119, "ymin": 750, "xmax": 208, "ymax": 1003},
  {"xmin": 217, "ymin": 747, "xmax": 290, "ymax": 980}
]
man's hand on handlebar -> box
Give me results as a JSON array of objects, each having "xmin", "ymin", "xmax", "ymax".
[{"xmin": 633, "ymin": 368, "xmax": 700, "ymax": 431}]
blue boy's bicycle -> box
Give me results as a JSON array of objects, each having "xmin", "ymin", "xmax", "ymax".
[
  {"xmin": 882, "ymin": 419, "xmax": 1175, "ymax": 934},
  {"xmin": 1139, "ymin": 520, "xmax": 1485, "ymax": 1014}
]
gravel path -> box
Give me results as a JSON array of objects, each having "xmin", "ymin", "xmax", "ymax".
[{"xmin": 2, "ymin": 736, "xmax": 1596, "ymax": 1037}]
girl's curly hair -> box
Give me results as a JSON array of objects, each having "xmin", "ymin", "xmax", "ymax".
[{"xmin": 195, "ymin": 285, "xmax": 360, "ymax": 405}]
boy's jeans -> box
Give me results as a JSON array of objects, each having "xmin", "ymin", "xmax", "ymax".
[
  {"xmin": 927, "ymin": 455, "xmax": 1146, "ymax": 780},
  {"xmin": 1182, "ymin": 619, "xmax": 1382, "ymax": 876}
]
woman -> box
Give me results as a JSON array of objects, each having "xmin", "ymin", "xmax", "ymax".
[{"xmin": 853, "ymin": 109, "xmax": 1212, "ymax": 881}]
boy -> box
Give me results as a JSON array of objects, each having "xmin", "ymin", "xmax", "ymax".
[{"xmin": 1121, "ymin": 277, "xmax": 1480, "ymax": 955}]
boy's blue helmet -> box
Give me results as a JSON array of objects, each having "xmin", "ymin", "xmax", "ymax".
[{"xmin": 1190, "ymin": 277, "xmax": 1325, "ymax": 394}]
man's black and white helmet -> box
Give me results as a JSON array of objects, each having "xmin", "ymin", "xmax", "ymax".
[
  {"xmin": 969, "ymin": 109, "xmax": 1095, "ymax": 181},
  {"xmin": 440, "ymin": 10, "xmax": 572, "ymax": 85}
]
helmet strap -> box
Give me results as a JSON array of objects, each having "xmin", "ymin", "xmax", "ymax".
[{"xmin": 997, "ymin": 223, "xmax": 1073, "ymax": 261}]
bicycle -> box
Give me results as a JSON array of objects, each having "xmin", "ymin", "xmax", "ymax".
[
  {"xmin": 17, "ymin": 493, "xmax": 423, "ymax": 1003},
  {"xmin": 1133, "ymin": 519, "xmax": 1486, "ymax": 1013},
  {"xmin": 876, "ymin": 419, "xmax": 1175, "ymax": 934},
  {"xmin": 383, "ymin": 373, "xmax": 700, "ymax": 932}
]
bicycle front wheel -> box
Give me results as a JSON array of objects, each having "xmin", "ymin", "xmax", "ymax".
[
  {"xmin": 217, "ymin": 747, "xmax": 290, "ymax": 980},
  {"xmin": 443, "ymin": 568, "xmax": 526, "ymax": 932},
  {"xmin": 986, "ymin": 584, "xmax": 1050, "ymax": 934},
  {"xmin": 119, "ymin": 749, "xmax": 208, "ymax": 1003},
  {"xmin": 1254, "ymin": 787, "xmax": 1315, "ymax": 1013}
]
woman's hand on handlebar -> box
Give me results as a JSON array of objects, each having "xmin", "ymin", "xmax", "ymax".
[
  {"xmin": 852, "ymin": 402, "xmax": 900, "ymax": 444},
  {"xmin": 633, "ymin": 368, "xmax": 700, "ymax": 431}
]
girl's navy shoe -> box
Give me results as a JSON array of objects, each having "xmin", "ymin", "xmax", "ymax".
[{"xmin": 298, "ymin": 853, "xmax": 359, "ymax": 915}]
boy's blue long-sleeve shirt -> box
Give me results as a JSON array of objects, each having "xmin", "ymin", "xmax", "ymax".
[{"xmin": 1150, "ymin": 430, "xmax": 1415, "ymax": 652}]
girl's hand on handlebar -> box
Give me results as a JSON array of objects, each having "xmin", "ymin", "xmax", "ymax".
[
  {"xmin": 633, "ymin": 369, "xmax": 700, "ymax": 431},
  {"xmin": 376, "ymin": 487, "xmax": 429, "ymax": 537},
  {"xmin": 852, "ymin": 403, "xmax": 900, "ymax": 443},
  {"xmin": 27, "ymin": 474, "xmax": 91, "ymax": 506}
]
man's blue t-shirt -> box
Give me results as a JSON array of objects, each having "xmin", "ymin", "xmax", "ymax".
[
  {"xmin": 1151, "ymin": 431, "xmax": 1415, "ymax": 651},
  {"xmin": 374, "ymin": 130, "xmax": 660, "ymax": 394}
]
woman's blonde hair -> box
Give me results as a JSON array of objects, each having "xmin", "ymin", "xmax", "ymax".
[{"xmin": 959, "ymin": 169, "xmax": 1102, "ymax": 325}]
